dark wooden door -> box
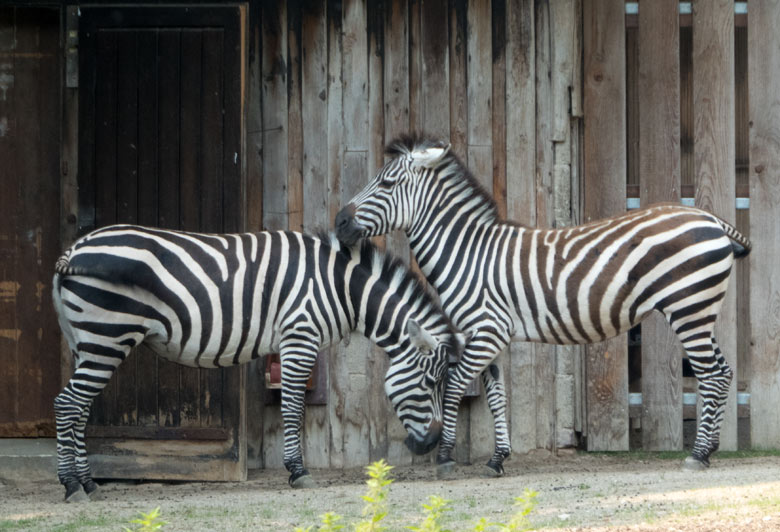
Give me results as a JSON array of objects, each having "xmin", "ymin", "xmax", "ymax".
[
  {"xmin": 77, "ymin": 6, "xmax": 246, "ymax": 481},
  {"xmin": 0, "ymin": 8, "xmax": 61, "ymax": 438}
]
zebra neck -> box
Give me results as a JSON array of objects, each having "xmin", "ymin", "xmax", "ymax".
[{"xmin": 408, "ymin": 190, "xmax": 499, "ymax": 289}]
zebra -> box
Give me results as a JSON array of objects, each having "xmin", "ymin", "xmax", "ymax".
[
  {"xmin": 335, "ymin": 135, "xmax": 751, "ymax": 477},
  {"xmin": 52, "ymin": 225, "xmax": 461, "ymax": 502}
]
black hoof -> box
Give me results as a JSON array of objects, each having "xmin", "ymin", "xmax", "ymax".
[
  {"xmin": 82, "ymin": 479, "xmax": 98, "ymax": 496},
  {"xmin": 289, "ymin": 469, "xmax": 314, "ymax": 488},
  {"xmin": 64, "ymin": 481, "xmax": 89, "ymax": 503},
  {"xmin": 485, "ymin": 459, "xmax": 505, "ymax": 477},
  {"xmin": 436, "ymin": 460, "xmax": 456, "ymax": 480},
  {"xmin": 683, "ymin": 455, "xmax": 709, "ymax": 471}
]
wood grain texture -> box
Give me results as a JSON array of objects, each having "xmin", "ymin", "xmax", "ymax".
[
  {"xmin": 583, "ymin": 0, "xmax": 628, "ymax": 451},
  {"xmin": 748, "ymin": 0, "xmax": 780, "ymax": 449},
  {"xmin": 637, "ymin": 0, "xmax": 683, "ymax": 451},
  {"xmin": 692, "ymin": 0, "xmax": 737, "ymax": 451}
]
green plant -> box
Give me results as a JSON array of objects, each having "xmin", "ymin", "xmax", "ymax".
[
  {"xmin": 407, "ymin": 495, "xmax": 452, "ymax": 532},
  {"xmin": 355, "ymin": 459, "xmax": 394, "ymax": 532},
  {"xmin": 470, "ymin": 489, "xmax": 538, "ymax": 532},
  {"xmin": 123, "ymin": 507, "xmax": 166, "ymax": 532}
]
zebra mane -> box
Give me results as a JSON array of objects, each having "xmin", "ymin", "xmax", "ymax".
[
  {"xmin": 319, "ymin": 230, "xmax": 457, "ymax": 342},
  {"xmin": 386, "ymin": 134, "xmax": 501, "ymax": 224}
]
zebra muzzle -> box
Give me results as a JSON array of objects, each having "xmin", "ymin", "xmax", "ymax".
[
  {"xmin": 335, "ymin": 204, "xmax": 364, "ymax": 246},
  {"xmin": 404, "ymin": 420, "xmax": 442, "ymax": 455}
]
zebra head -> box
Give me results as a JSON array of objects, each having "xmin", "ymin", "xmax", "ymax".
[
  {"xmin": 336, "ymin": 137, "xmax": 451, "ymax": 246},
  {"xmin": 387, "ymin": 318, "xmax": 463, "ymax": 455}
]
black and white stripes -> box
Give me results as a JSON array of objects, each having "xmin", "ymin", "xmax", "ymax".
[
  {"xmin": 336, "ymin": 135, "xmax": 751, "ymax": 475},
  {"xmin": 53, "ymin": 226, "xmax": 458, "ymax": 501}
]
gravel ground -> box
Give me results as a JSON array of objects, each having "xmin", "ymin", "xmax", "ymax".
[{"xmin": 2, "ymin": 452, "xmax": 780, "ymax": 531}]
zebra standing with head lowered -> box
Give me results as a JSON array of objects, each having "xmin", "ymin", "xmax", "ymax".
[
  {"xmin": 335, "ymin": 135, "xmax": 751, "ymax": 477},
  {"xmin": 53, "ymin": 225, "xmax": 461, "ymax": 501}
]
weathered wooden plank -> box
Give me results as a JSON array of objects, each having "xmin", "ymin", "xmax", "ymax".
[
  {"xmin": 300, "ymin": 0, "xmax": 331, "ymax": 468},
  {"xmin": 114, "ymin": 30, "xmax": 139, "ymax": 426},
  {"xmin": 326, "ymin": 0, "xmax": 346, "ymax": 469},
  {"xmin": 637, "ymin": 0, "xmax": 683, "ymax": 451},
  {"xmin": 421, "ymin": 0, "xmax": 449, "ymax": 138},
  {"xmin": 748, "ymin": 0, "xmax": 780, "ymax": 449},
  {"xmin": 582, "ymin": 0, "xmax": 628, "ymax": 451},
  {"xmin": 533, "ymin": 0, "xmax": 555, "ymax": 452},
  {"xmin": 467, "ymin": 0, "xmax": 492, "ymax": 149},
  {"xmin": 366, "ymin": 0, "xmax": 390, "ymax": 465},
  {"xmin": 692, "ymin": 0, "xmax": 737, "ymax": 451},
  {"xmin": 200, "ymin": 28, "xmax": 226, "ymax": 429},
  {"xmin": 505, "ymin": 0, "xmax": 537, "ymax": 455},
  {"xmin": 342, "ymin": 0, "xmax": 369, "ymax": 151},
  {"xmin": 288, "ymin": 4, "xmax": 304, "ymax": 233},
  {"xmin": 155, "ymin": 29, "xmax": 182, "ymax": 429},
  {"xmin": 448, "ymin": 0, "xmax": 472, "ymax": 463},
  {"xmin": 178, "ymin": 29, "xmax": 203, "ymax": 428},
  {"xmin": 262, "ymin": 0, "xmax": 289, "ymax": 232},
  {"xmin": 135, "ymin": 29, "xmax": 160, "ymax": 427},
  {"xmin": 491, "ymin": 0, "xmax": 506, "ymax": 219},
  {"xmin": 383, "ymin": 0, "xmax": 414, "ymax": 467}
]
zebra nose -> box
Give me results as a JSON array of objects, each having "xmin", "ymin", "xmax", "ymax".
[{"xmin": 335, "ymin": 204, "xmax": 355, "ymax": 230}]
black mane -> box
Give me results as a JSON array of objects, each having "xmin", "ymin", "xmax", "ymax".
[{"xmin": 385, "ymin": 134, "xmax": 501, "ymax": 223}]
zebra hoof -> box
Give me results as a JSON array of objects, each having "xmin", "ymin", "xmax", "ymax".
[
  {"xmin": 64, "ymin": 482, "xmax": 89, "ymax": 503},
  {"xmin": 483, "ymin": 460, "xmax": 505, "ymax": 478},
  {"xmin": 436, "ymin": 460, "xmax": 456, "ymax": 480},
  {"xmin": 83, "ymin": 479, "xmax": 99, "ymax": 497},
  {"xmin": 683, "ymin": 456, "xmax": 709, "ymax": 471},
  {"xmin": 289, "ymin": 471, "xmax": 315, "ymax": 489}
]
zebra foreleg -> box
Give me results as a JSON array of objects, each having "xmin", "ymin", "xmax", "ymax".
[
  {"xmin": 482, "ymin": 364, "xmax": 511, "ymax": 477},
  {"xmin": 278, "ymin": 341, "xmax": 318, "ymax": 488},
  {"xmin": 683, "ymin": 336, "xmax": 733, "ymax": 470}
]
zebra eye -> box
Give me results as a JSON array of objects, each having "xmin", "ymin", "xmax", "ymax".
[{"xmin": 378, "ymin": 177, "xmax": 395, "ymax": 189}]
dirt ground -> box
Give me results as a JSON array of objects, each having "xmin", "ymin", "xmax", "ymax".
[{"xmin": 2, "ymin": 452, "xmax": 780, "ymax": 531}]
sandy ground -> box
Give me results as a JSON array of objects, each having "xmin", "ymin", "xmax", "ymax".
[{"xmin": 2, "ymin": 452, "xmax": 780, "ymax": 531}]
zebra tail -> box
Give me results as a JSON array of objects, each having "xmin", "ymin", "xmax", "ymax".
[
  {"xmin": 54, "ymin": 247, "xmax": 93, "ymax": 276},
  {"xmin": 715, "ymin": 217, "xmax": 751, "ymax": 258}
]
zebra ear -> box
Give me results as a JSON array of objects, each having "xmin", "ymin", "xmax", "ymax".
[
  {"xmin": 410, "ymin": 143, "xmax": 451, "ymax": 168},
  {"xmin": 406, "ymin": 319, "xmax": 437, "ymax": 353}
]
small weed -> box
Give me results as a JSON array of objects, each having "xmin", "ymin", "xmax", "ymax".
[
  {"xmin": 123, "ymin": 506, "xmax": 167, "ymax": 532},
  {"xmin": 407, "ymin": 495, "xmax": 452, "ymax": 532},
  {"xmin": 0, "ymin": 518, "xmax": 46, "ymax": 531}
]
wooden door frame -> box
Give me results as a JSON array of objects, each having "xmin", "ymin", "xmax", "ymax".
[{"xmin": 60, "ymin": 4, "xmax": 248, "ymax": 481}]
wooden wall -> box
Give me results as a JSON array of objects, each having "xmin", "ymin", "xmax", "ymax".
[{"xmin": 247, "ymin": 0, "xmax": 779, "ymax": 466}]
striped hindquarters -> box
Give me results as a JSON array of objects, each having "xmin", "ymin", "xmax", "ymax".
[{"xmin": 508, "ymin": 205, "xmax": 745, "ymax": 345}]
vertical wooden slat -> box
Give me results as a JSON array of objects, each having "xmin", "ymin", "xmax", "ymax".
[
  {"xmin": 200, "ymin": 28, "xmax": 225, "ymax": 428},
  {"xmin": 156, "ymin": 29, "xmax": 182, "ymax": 429},
  {"xmin": 341, "ymin": 0, "xmax": 370, "ymax": 468},
  {"xmin": 90, "ymin": 30, "xmax": 118, "ymax": 425},
  {"xmin": 301, "ymin": 0, "xmax": 331, "ymax": 468},
  {"xmin": 638, "ymin": 0, "xmax": 683, "ymax": 451},
  {"xmin": 262, "ymin": 1, "xmax": 289, "ymax": 232},
  {"xmin": 366, "ymin": 0, "xmax": 389, "ymax": 465},
  {"xmin": 261, "ymin": 0, "xmax": 289, "ymax": 469},
  {"xmin": 178, "ymin": 29, "xmax": 203, "ymax": 428},
  {"xmin": 115, "ymin": 30, "xmax": 139, "ymax": 426},
  {"xmin": 748, "ymin": 0, "xmax": 780, "ymax": 449},
  {"xmin": 421, "ymin": 0, "xmax": 450, "ymax": 138},
  {"xmin": 383, "ymin": 0, "xmax": 413, "ymax": 467},
  {"xmin": 533, "ymin": 0, "xmax": 555, "ymax": 452},
  {"xmin": 136, "ymin": 29, "xmax": 160, "ymax": 427},
  {"xmin": 326, "ymin": 0, "xmax": 346, "ymax": 469},
  {"xmin": 288, "ymin": 3, "xmax": 304, "ymax": 233},
  {"xmin": 582, "ymin": 0, "xmax": 628, "ymax": 451},
  {"xmin": 692, "ymin": 0, "xmax": 737, "ymax": 451},
  {"xmin": 466, "ymin": 0, "xmax": 495, "ymax": 463},
  {"xmin": 506, "ymin": 0, "xmax": 537, "ymax": 454}
]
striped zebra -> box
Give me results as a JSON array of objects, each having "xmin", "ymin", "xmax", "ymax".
[
  {"xmin": 335, "ymin": 135, "xmax": 751, "ymax": 476},
  {"xmin": 53, "ymin": 225, "xmax": 460, "ymax": 502}
]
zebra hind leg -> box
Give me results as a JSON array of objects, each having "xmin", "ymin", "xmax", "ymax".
[
  {"xmin": 682, "ymin": 335, "xmax": 733, "ymax": 470},
  {"xmin": 54, "ymin": 379, "xmax": 102, "ymax": 502},
  {"xmin": 482, "ymin": 364, "xmax": 511, "ymax": 477}
]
